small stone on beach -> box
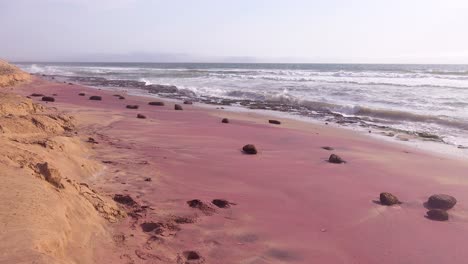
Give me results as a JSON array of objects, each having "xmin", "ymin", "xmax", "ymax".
[
  {"xmin": 41, "ymin": 96, "xmax": 55, "ymax": 102},
  {"xmin": 322, "ymin": 146, "xmax": 334, "ymax": 151},
  {"xmin": 222, "ymin": 118, "xmax": 229, "ymax": 123},
  {"xmin": 126, "ymin": 105, "xmax": 139, "ymax": 109},
  {"xmin": 174, "ymin": 104, "xmax": 183, "ymax": 110},
  {"xmin": 187, "ymin": 199, "xmax": 203, "ymax": 208},
  {"xmin": 87, "ymin": 137, "xmax": 98, "ymax": 144},
  {"xmin": 379, "ymin": 192, "xmax": 401, "ymax": 206},
  {"xmin": 137, "ymin": 114, "xmax": 146, "ymax": 119},
  {"xmin": 89, "ymin": 96, "xmax": 102, "ymax": 101},
  {"xmin": 269, "ymin": 120, "xmax": 281, "ymax": 125},
  {"xmin": 183, "ymin": 251, "xmax": 202, "ymax": 261},
  {"xmin": 148, "ymin": 101, "xmax": 164, "ymax": 106},
  {"xmin": 30, "ymin": 93, "xmax": 44, "ymax": 97},
  {"xmin": 113, "ymin": 194, "xmax": 137, "ymax": 206},
  {"xmin": 212, "ymin": 199, "xmax": 230, "ymax": 208},
  {"xmin": 328, "ymin": 154, "xmax": 345, "ymax": 164},
  {"xmin": 427, "ymin": 194, "xmax": 457, "ymax": 210},
  {"xmin": 427, "ymin": 209, "xmax": 449, "ymax": 221},
  {"xmin": 183, "ymin": 100, "xmax": 193, "ymax": 105},
  {"xmin": 78, "ymin": 93, "xmax": 85, "ymax": 96},
  {"xmin": 242, "ymin": 144, "xmax": 257, "ymax": 154}
]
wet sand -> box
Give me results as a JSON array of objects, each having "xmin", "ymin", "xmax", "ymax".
[{"xmin": 14, "ymin": 77, "xmax": 468, "ymax": 263}]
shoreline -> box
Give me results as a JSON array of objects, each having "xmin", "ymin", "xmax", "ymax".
[
  {"xmin": 7, "ymin": 76, "xmax": 468, "ymax": 263},
  {"xmin": 43, "ymin": 74, "xmax": 468, "ymax": 160}
]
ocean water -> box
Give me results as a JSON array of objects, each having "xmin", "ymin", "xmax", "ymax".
[{"xmin": 16, "ymin": 62, "xmax": 468, "ymax": 149}]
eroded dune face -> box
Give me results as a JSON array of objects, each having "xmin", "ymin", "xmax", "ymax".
[
  {"xmin": 0, "ymin": 60, "xmax": 30, "ymax": 87},
  {"xmin": 0, "ymin": 62, "xmax": 124, "ymax": 264}
]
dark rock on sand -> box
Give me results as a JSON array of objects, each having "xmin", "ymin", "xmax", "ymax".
[
  {"xmin": 78, "ymin": 93, "xmax": 86, "ymax": 96},
  {"xmin": 427, "ymin": 194, "xmax": 457, "ymax": 210},
  {"xmin": 126, "ymin": 105, "xmax": 139, "ymax": 109},
  {"xmin": 427, "ymin": 209, "xmax": 449, "ymax": 221},
  {"xmin": 242, "ymin": 144, "xmax": 257, "ymax": 154},
  {"xmin": 137, "ymin": 114, "xmax": 146, "ymax": 119},
  {"xmin": 269, "ymin": 120, "xmax": 281, "ymax": 125},
  {"xmin": 328, "ymin": 154, "xmax": 345, "ymax": 164},
  {"xmin": 118, "ymin": 96, "xmax": 125, "ymax": 100},
  {"xmin": 182, "ymin": 251, "xmax": 203, "ymax": 262},
  {"xmin": 144, "ymin": 177, "xmax": 152, "ymax": 182},
  {"xmin": 89, "ymin": 96, "xmax": 102, "ymax": 101},
  {"xmin": 322, "ymin": 146, "xmax": 334, "ymax": 151},
  {"xmin": 212, "ymin": 199, "xmax": 230, "ymax": 208},
  {"xmin": 186, "ymin": 199, "xmax": 215, "ymax": 215},
  {"xmin": 141, "ymin": 222, "xmax": 163, "ymax": 233},
  {"xmin": 87, "ymin": 137, "xmax": 98, "ymax": 144},
  {"xmin": 187, "ymin": 199, "xmax": 204, "ymax": 208},
  {"xmin": 173, "ymin": 216, "xmax": 196, "ymax": 224},
  {"xmin": 222, "ymin": 118, "xmax": 229, "ymax": 123},
  {"xmin": 113, "ymin": 194, "xmax": 137, "ymax": 206},
  {"xmin": 174, "ymin": 104, "xmax": 183, "ymax": 110},
  {"xmin": 379, "ymin": 192, "xmax": 401, "ymax": 206},
  {"xmin": 41, "ymin": 96, "xmax": 55, "ymax": 102},
  {"xmin": 30, "ymin": 93, "xmax": 44, "ymax": 97},
  {"xmin": 184, "ymin": 100, "xmax": 193, "ymax": 105},
  {"xmin": 148, "ymin": 101, "xmax": 165, "ymax": 106}
]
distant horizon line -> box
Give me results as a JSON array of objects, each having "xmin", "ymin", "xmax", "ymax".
[{"xmin": 10, "ymin": 60, "xmax": 468, "ymax": 66}]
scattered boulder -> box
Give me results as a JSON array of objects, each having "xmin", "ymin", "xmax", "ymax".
[
  {"xmin": 118, "ymin": 96, "xmax": 125, "ymax": 100},
  {"xmin": 427, "ymin": 209, "xmax": 449, "ymax": 221},
  {"xmin": 242, "ymin": 144, "xmax": 257, "ymax": 155},
  {"xmin": 186, "ymin": 199, "xmax": 215, "ymax": 215},
  {"xmin": 41, "ymin": 96, "xmax": 55, "ymax": 102},
  {"xmin": 182, "ymin": 251, "xmax": 203, "ymax": 262},
  {"xmin": 137, "ymin": 114, "xmax": 146, "ymax": 119},
  {"xmin": 322, "ymin": 146, "xmax": 334, "ymax": 151},
  {"xmin": 148, "ymin": 101, "xmax": 164, "ymax": 106},
  {"xmin": 126, "ymin": 105, "xmax": 139, "ymax": 109},
  {"xmin": 379, "ymin": 192, "xmax": 401, "ymax": 206},
  {"xmin": 328, "ymin": 154, "xmax": 345, "ymax": 164},
  {"xmin": 78, "ymin": 93, "xmax": 86, "ymax": 96},
  {"xmin": 427, "ymin": 194, "xmax": 457, "ymax": 210},
  {"xmin": 144, "ymin": 177, "xmax": 152, "ymax": 182},
  {"xmin": 140, "ymin": 222, "xmax": 164, "ymax": 233},
  {"xmin": 221, "ymin": 118, "xmax": 229, "ymax": 124},
  {"xmin": 87, "ymin": 137, "xmax": 98, "ymax": 144},
  {"xmin": 183, "ymin": 100, "xmax": 193, "ymax": 105},
  {"xmin": 269, "ymin": 120, "xmax": 281, "ymax": 125},
  {"xmin": 187, "ymin": 199, "xmax": 204, "ymax": 208},
  {"xmin": 173, "ymin": 216, "xmax": 196, "ymax": 224},
  {"xmin": 30, "ymin": 93, "xmax": 44, "ymax": 97},
  {"xmin": 174, "ymin": 104, "xmax": 183, "ymax": 110},
  {"xmin": 113, "ymin": 194, "xmax": 137, "ymax": 206},
  {"xmin": 89, "ymin": 96, "xmax": 102, "ymax": 101},
  {"xmin": 212, "ymin": 199, "xmax": 230, "ymax": 208}
]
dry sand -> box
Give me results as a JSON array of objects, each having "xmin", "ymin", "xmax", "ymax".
[{"xmin": 2, "ymin": 63, "xmax": 468, "ymax": 263}]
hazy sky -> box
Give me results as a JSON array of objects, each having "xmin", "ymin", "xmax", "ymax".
[{"xmin": 1, "ymin": 0, "xmax": 468, "ymax": 63}]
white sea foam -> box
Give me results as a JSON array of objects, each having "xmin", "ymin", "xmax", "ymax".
[{"xmin": 14, "ymin": 62, "xmax": 468, "ymax": 149}]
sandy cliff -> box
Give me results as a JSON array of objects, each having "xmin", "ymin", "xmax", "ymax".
[
  {"xmin": 0, "ymin": 62, "xmax": 124, "ymax": 263},
  {"xmin": 0, "ymin": 60, "xmax": 30, "ymax": 87}
]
